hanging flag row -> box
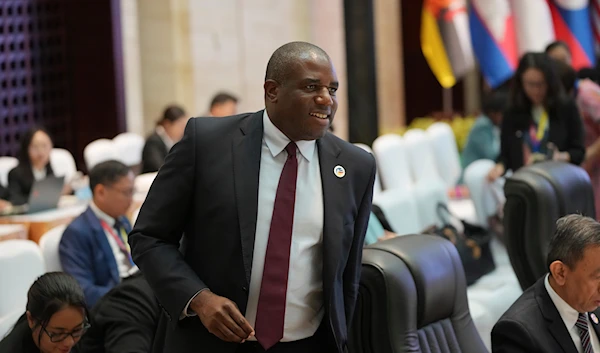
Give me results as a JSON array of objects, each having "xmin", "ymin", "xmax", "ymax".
[{"xmin": 421, "ymin": 0, "xmax": 598, "ymax": 89}]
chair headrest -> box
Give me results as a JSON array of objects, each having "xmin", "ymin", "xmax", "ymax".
[{"xmin": 367, "ymin": 234, "xmax": 468, "ymax": 327}]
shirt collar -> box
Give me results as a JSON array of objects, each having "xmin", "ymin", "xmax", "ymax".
[
  {"xmin": 90, "ymin": 201, "xmax": 116, "ymax": 227},
  {"xmin": 545, "ymin": 274, "xmax": 581, "ymax": 330},
  {"xmin": 155, "ymin": 125, "xmax": 175, "ymax": 150},
  {"xmin": 262, "ymin": 110, "xmax": 316, "ymax": 162}
]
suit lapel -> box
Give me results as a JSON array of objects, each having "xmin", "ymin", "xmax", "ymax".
[
  {"xmin": 536, "ymin": 278, "xmax": 579, "ymax": 353},
  {"xmin": 233, "ymin": 111, "xmax": 264, "ymax": 285},
  {"xmin": 84, "ymin": 208, "xmax": 120, "ymax": 284},
  {"xmin": 317, "ymin": 134, "xmax": 343, "ymax": 298}
]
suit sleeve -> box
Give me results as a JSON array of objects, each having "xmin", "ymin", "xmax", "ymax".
[
  {"xmin": 59, "ymin": 227, "xmax": 112, "ymax": 307},
  {"xmin": 7, "ymin": 168, "xmax": 28, "ymax": 205},
  {"xmin": 0, "ymin": 183, "xmax": 7, "ymax": 200},
  {"xmin": 491, "ymin": 319, "xmax": 539, "ymax": 353},
  {"xmin": 563, "ymin": 100, "xmax": 585, "ymax": 165},
  {"xmin": 141, "ymin": 138, "xmax": 166, "ymax": 173},
  {"xmin": 343, "ymin": 153, "xmax": 376, "ymax": 327},
  {"xmin": 496, "ymin": 111, "xmax": 512, "ymax": 169},
  {"xmin": 129, "ymin": 119, "xmax": 207, "ymax": 323}
]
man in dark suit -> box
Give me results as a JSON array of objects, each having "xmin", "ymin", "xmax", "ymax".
[
  {"xmin": 492, "ymin": 214, "xmax": 600, "ymax": 352},
  {"xmin": 60, "ymin": 160, "xmax": 136, "ymax": 307},
  {"xmin": 78, "ymin": 274, "xmax": 160, "ymax": 353},
  {"xmin": 129, "ymin": 41, "xmax": 376, "ymax": 353}
]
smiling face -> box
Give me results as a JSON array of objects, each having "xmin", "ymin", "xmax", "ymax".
[{"xmin": 264, "ymin": 52, "xmax": 338, "ymax": 141}]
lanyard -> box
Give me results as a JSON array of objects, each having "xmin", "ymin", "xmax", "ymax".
[{"xmin": 100, "ymin": 220, "xmax": 133, "ymax": 264}]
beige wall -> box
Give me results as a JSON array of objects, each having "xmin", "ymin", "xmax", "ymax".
[{"xmin": 121, "ymin": 0, "xmax": 348, "ymax": 138}]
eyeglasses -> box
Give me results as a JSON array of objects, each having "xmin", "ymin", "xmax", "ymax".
[{"xmin": 42, "ymin": 322, "xmax": 91, "ymax": 343}]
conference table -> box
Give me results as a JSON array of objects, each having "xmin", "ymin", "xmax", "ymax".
[{"xmin": 0, "ymin": 194, "xmax": 145, "ymax": 243}]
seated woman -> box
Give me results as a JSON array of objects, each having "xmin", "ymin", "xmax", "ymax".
[
  {"xmin": 141, "ymin": 105, "xmax": 188, "ymax": 173},
  {"xmin": 7, "ymin": 126, "xmax": 56, "ymax": 205},
  {"xmin": 487, "ymin": 52, "xmax": 585, "ymax": 181},
  {"xmin": 0, "ymin": 272, "xmax": 89, "ymax": 353}
]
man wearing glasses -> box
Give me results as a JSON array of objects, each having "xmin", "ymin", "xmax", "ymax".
[{"xmin": 60, "ymin": 160, "xmax": 137, "ymax": 307}]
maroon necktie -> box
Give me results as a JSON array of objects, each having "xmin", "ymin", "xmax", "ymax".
[{"xmin": 255, "ymin": 142, "xmax": 298, "ymax": 350}]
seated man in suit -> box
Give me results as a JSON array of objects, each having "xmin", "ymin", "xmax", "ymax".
[
  {"xmin": 60, "ymin": 160, "xmax": 136, "ymax": 307},
  {"xmin": 492, "ymin": 214, "xmax": 600, "ymax": 353},
  {"xmin": 78, "ymin": 274, "xmax": 160, "ymax": 353}
]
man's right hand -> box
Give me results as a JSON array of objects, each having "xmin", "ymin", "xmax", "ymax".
[
  {"xmin": 486, "ymin": 163, "xmax": 505, "ymax": 182},
  {"xmin": 190, "ymin": 290, "xmax": 255, "ymax": 343}
]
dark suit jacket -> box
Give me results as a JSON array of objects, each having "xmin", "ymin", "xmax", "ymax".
[
  {"xmin": 498, "ymin": 98, "xmax": 585, "ymax": 172},
  {"xmin": 129, "ymin": 111, "xmax": 376, "ymax": 353},
  {"xmin": 0, "ymin": 184, "xmax": 8, "ymax": 200},
  {"xmin": 0, "ymin": 315, "xmax": 40, "ymax": 353},
  {"xmin": 78, "ymin": 274, "xmax": 160, "ymax": 353},
  {"xmin": 141, "ymin": 132, "xmax": 169, "ymax": 174},
  {"xmin": 492, "ymin": 277, "xmax": 600, "ymax": 353},
  {"xmin": 59, "ymin": 207, "xmax": 132, "ymax": 307},
  {"xmin": 7, "ymin": 163, "xmax": 55, "ymax": 205}
]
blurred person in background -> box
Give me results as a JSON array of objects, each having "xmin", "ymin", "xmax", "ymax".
[
  {"xmin": 141, "ymin": 104, "xmax": 188, "ymax": 174},
  {"xmin": 60, "ymin": 160, "xmax": 136, "ymax": 307},
  {"xmin": 7, "ymin": 126, "xmax": 59, "ymax": 205},
  {"xmin": 208, "ymin": 92, "xmax": 238, "ymax": 117},
  {"xmin": 487, "ymin": 52, "xmax": 585, "ymax": 181},
  {"xmin": 0, "ymin": 272, "xmax": 89, "ymax": 353},
  {"xmin": 461, "ymin": 91, "xmax": 507, "ymax": 173},
  {"xmin": 545, "ymin": 40, "xmax": 572, "ymax": 67}
]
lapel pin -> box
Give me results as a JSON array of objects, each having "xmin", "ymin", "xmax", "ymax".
[
  {"xmin": 591, "ymin": 313, "xmax": 598, "ymax": 324},
  {"xmin": 333, "ymin": 165, "xmax": 346, "ymax": 178}
]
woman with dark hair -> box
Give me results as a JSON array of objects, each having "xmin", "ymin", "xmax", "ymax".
[
  {"xmin": 487, "ymin": 52, "xmax": 585, "ymax": 181},
  {"xmin": 141, "ymin": 104, "xmax": 188, "ymax": 173},
  {"xmin": 7, "ymin": 126, "xmax": 56, "ymax": 205},
  {"xmin": 0, "ymin": 272, "xmax": 89, "ymax": 352}
]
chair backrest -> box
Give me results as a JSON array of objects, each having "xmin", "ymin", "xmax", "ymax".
[
  {"xmin": 349, "ymin": 234, "xmax": 487, "ymax": 353},
  {"xmin": 50, "ymin": 148, "xmax": 78, "ymax": 183},
  {"xmin": 463, "ymin": 159, "xmax": 499, "ymax": 226},
  {"xmin": 134, "ymin": 172, "xmax": 158, "ymax": 196},
  {"xmin": 84, "ymin": 139, "xmax": 120, "ymax": 170},
  {"xmin": 113, "ymin": 132, "xmax": 145, "ymax": 167},
  {"xmin": 504, "ymin": 161, "xmax": 595, "ymax": 290},
  {"xmin": 38, "ymin": 224, "xmax": 67, "ymax": 272},
  {"xmin": 372, "ymin": 134, "xmax": 413, "ymax": 190},
  {"xmin": 353, "ymin": 143, "xmax": 382, "ymax": 198},
  {"xmin": 427, "ymin": 122, "xmax": 462, "ymax": 188},
  {"xmin": 373, "ymin": 188, "xmax": 422, "ymax": 235},
  {"xmin": 0, "ymin": 240, "xmax": 45, "ymax": 317},
  {"xmin": 0, "ymin": 156, "xmax": 18, "ymax": 187},
  {"xmin": 403, "ymin": 129, "xmax": 442, "ymax": 183}
]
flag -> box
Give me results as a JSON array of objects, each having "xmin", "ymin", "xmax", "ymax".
[
  {"xmin": 548, "ymin": 0, "xmax": 595, "ymax": 69},
  {"xmin": 421, "ymin": 0, "xmax": 475, "ymax": 88},
  {"xmin": 510, "ymin": 0, "xmax": 555, "ymax": 54},
  {"xmin": 591, "ymin": 0, "xmax": 600, "ymax": 54},
  {"xmin": 469, "ymin": 0, "xmax": 518, "ymax": 88}
]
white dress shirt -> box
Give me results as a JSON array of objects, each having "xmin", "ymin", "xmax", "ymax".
[
  {"xmin": 545, "ymin": 274, "xmax": 600, "ymax": 353},
  {"xmin": 244, "ymin": 110, "xmax": 324, "ymax": 341},
  {"xmin": 32, "ymin": 167, "xmax": 47, "ymax": 181},
  {"xmin": 89, "ymin": 201, "xmax": 137, "ymax": 279},
  {"xmin": 155, "ymin": 125, "xmax": 175, "ymax": 151},
  {"xmin": 182, "ymin": 112, "xmax": 325, "ymax": 340}
]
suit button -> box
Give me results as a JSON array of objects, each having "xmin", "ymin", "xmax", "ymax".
[{"xmin": 242, "ymin": 286, "xmax": 248, "ymax": 292}]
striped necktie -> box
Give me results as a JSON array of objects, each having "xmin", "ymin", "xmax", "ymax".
[{"xmin": 576, "ymin": 313, "xmax": 594, "ymax": 353}]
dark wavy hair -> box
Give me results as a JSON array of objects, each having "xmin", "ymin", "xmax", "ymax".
[{"xmin": 510, "ymin": 52, "xmax": 565, "ymax": 112}]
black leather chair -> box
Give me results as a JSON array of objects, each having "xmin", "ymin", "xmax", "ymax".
[
  {"xmin": 503, "ymin": 161, "xmax": 595, "ymax": 290},
  {"xmin": 349, "ymin": 234, "xmax": 487, "ymax": 353}
]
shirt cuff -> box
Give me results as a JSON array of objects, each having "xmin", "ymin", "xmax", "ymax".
[{"xmin": 179, "ymin": 288, "xmax": 209, "ymax": 320}]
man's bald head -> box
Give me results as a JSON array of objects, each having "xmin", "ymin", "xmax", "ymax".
[{"xmin": 265, "ymin": 42, "xmax": 330, "ymax": 84}]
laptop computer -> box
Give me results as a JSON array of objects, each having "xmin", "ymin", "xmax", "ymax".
[{"xmin": 1, "ymin": 176, "xmax": 65, "ymax": 215}]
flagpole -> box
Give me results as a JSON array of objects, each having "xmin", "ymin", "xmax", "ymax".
[{"xmin": 443, "ymin": 87, "xmax": 453, "ymax": 115}]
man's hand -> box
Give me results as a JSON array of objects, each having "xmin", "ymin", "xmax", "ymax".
[
  {"xmin": 190, "ymin": 290, "xmax": 255, "ymax": 343},
  {"xmin": 0, "ymin": 199, "xmax": 10, "ymax": 211}
]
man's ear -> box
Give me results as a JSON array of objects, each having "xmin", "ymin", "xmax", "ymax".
[
  {"xmin": 549, "ymin": 260, "xmax": 568, "ymax": 286},
  {"xmin": 264, "ymin": 80, "xmax": 279, "ymax": 103}
]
